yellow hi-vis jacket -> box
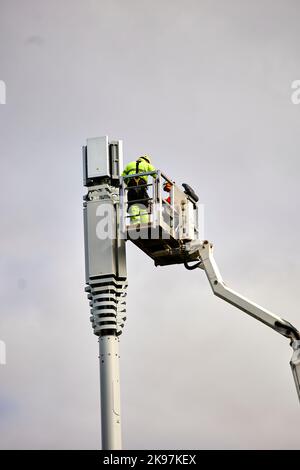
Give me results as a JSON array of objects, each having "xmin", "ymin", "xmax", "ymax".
[{"xmin": 122, "ymin": 159, "xmax": 156, "ymax": 183}]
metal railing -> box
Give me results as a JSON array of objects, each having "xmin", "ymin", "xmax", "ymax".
[{"xmin": 120, "ymin": 170, "xmax": 198, "ymax": 240}]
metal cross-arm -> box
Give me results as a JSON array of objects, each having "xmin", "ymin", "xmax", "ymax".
[{"xmin": 184, "ymin": 240, "xmax": 300, "ymax": 402}]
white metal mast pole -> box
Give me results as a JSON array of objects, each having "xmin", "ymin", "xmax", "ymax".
[{"xmin": 99, "ymin": 335, "xmax": 122, "ymax": 449}]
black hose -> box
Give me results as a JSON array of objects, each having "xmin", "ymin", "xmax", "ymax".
[{"xmin": 184, "ymin": 260, "xmax": 202, "ymax": 270}]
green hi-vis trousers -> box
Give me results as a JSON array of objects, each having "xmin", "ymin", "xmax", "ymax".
[{"xmin": 128, "ymin": 204, "xmax": 149, "ymax": 224}]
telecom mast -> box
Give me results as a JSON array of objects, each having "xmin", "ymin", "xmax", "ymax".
[{"xmin": 83, "ymin": 136, "xmax": 127, "ymax": 450}]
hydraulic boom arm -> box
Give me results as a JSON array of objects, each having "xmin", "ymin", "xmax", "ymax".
[{"xmin": 185, "ymin": 240, "xmax": 300, "ymax": 402}]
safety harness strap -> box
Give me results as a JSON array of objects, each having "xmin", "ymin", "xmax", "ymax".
[{"xmin": 130, "ymin": 159, "xmax": 143, "ymax": 186}]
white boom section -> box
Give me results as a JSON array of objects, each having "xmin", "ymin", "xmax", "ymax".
[
  {"xmin": 198, "ymin": 241, "xmax": 299, "ymax": 341},
  {"xmin": 185, "ymin": 240, "xmax": 300, "ymax": 402}
]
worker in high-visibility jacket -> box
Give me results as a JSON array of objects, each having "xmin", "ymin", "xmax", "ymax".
[{"xmin": 122, "ymin": 155, "xmax": 156, "ymax": 224}]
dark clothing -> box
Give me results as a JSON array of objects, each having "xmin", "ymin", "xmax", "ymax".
[{"xmin": 127, "ymin": 177, "xmax": 150, "ymax": 210}]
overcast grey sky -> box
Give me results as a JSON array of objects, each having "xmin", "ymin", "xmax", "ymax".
[{"xmin": 1, "ymin": 0, "xmax": 300, "ymax": 449}]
